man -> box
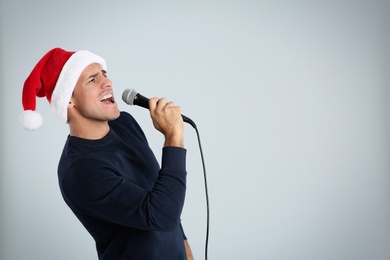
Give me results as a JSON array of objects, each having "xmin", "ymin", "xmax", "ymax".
[{"xmin": 19, "ymin": 48, "xmax": 193, "ymax": 259}]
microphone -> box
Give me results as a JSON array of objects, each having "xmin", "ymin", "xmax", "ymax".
[{"xmin": 122, "ymin": 89, "xmax": 196, "ymax": 128}]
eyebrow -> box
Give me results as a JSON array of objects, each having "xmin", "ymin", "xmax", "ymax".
[{"xmin": 87, "ymin": 70, "xmax": 107, "ymax": 81}]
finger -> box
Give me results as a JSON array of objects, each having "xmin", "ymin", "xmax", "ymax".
[
  {"xmin": 148, "ymin": 97, "xmax": 159, "ymax": 110},
  {"xmin": 164, "ymin": 101, "xmax": 176, "ymax": 108},
  {"xmin": 156, "ymin": 98, "xmax": 168, "ymax": 109}
]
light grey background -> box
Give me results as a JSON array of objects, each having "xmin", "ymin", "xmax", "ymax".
[{"xmin": 1, "ymin": 0, "xmax": 389, "ymax": 259}]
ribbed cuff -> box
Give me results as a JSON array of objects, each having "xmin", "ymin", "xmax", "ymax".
[{"xmin": 161, "ymin": 146, "xmax": 187, "ymax": 170}]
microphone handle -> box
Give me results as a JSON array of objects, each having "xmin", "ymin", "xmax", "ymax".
[{"xmin": 133, "ymin": 94, "xmax": 149, "ymax": 109}]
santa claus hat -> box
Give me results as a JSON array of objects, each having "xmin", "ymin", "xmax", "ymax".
[{"xmin": 19, "ymin": 47, "xmax": 107, "ymax": 130}]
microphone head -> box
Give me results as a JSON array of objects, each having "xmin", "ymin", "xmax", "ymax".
[{"xmin": 122, "ymin": 89, "xmax": 138, "ymax": 105}]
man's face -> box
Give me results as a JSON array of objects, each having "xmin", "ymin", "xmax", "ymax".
[{"xmin": 70, "ymin": 63, "xmax": 120, "ymax": 123}]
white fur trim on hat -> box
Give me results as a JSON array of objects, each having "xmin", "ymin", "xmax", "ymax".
[{"xmin": 50, "ymin": 50, "xmax": 107, "ymax": 123}]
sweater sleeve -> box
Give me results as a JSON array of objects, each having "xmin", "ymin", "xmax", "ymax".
[
  {"xmin": 60, "ymin": 146, "xmax": 187, "ymax": 232},
  {"xmin": 180, "ymin": 222, "xmax": 188, "ymax": 240}
]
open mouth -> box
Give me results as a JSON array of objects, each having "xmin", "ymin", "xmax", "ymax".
[{"xmin": 100, "ymin": 93, "xmax": 115, "ymax": 104}]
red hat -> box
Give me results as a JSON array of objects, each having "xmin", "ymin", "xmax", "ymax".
[{"xmin": 19, "ymin": 47, "xmax": 107, "ymax": 130}]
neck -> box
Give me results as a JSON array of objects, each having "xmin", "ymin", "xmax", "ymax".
[{"xmin": 69, "ymin": 120, "xmax": 110, "ymax": 140}]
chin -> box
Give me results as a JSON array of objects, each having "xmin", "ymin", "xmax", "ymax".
[{"xmin": 109, "ymin": 110, "xmax": 121, "ymax": 120}]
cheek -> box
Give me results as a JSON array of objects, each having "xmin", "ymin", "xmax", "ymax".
[{"xmin": 73, "ymin": 91, "xmax": 89, "ymax": 106}]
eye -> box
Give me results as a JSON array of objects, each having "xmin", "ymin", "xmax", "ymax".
[{"xmin": 88, "ymin": 77, "xmax": 96, "ymax": 83}]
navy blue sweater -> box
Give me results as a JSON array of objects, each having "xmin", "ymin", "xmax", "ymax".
[{"xmin": 58, "ymin": 112, "xmax": 187, "ymax": 259}]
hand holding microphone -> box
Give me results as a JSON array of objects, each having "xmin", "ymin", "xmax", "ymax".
[
  {"xmin": 122, "ymin": 89, "xmax": 196, "ymax": 128},
  {"xmin": 152, "ymin": 97, "xmax": 185, "ymax": 147},
  {"xmin": 122, "ymin": 89, "xmax": 197, "ymax": 147}
]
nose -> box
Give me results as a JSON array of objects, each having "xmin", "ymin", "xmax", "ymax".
[{"xmin": 102, "ymin": 77, "xmax": 112, "ymax": 89}]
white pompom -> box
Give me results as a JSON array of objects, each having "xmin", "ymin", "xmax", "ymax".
[{"xmin": 18, "ymin": 110, "xmax": 43, "ymax": 131}]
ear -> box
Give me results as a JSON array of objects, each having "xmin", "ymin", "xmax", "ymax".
[
  {"xmin": 67, "ymin": 98, "xmax": 77, "ymax": 118},
  {"xmin": 68, "ymin": 95, "xmax": 76, "ymax": 108},
  {"xmin": 67, "ymin": 99, "xmax": 76, "ymax": 124}
]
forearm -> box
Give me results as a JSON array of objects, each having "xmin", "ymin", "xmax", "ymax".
[{"xmin": 184, "ymin": 240, "xmax": 194, "ymax": 260}]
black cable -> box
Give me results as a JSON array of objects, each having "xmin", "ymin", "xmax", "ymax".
[
  {"xmin": 190, "ymin": 122, "xmax": 209, "ymax": 260},
  {"xmin": 197, "ymin": 127, "xmax": 209, "ymax": 260}
]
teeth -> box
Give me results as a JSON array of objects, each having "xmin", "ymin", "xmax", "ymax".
[{"xmin": 100, "ymin": 93, "xmax": 113, "ymax": 101}]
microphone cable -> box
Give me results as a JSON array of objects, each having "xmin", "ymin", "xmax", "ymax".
[{"xmin": 187, "ymin": 121, "xmax": 210, "ymax": 260}]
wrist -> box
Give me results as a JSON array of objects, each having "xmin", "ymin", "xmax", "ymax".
[{"xmin": 164, "ymin": 136, "xmax": 184, "ymax": 148}]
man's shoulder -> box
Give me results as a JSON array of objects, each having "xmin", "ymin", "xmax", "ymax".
[{"xmin": 109, "ymin": 111, "xmax": 147, "ymax": 140}]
